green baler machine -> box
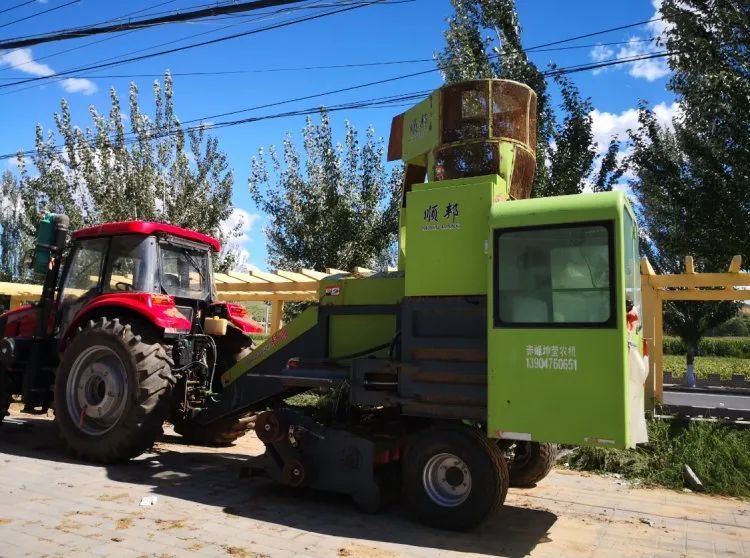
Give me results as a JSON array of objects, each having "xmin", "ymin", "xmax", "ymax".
[{"xmin": 201, "ymin": 79, "xmax": 648, "ymax": 530}]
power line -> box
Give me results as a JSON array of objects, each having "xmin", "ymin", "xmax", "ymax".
[
  {"xmin": 0, "ymin": 0, "xmax": 80, "ymax": 32},
  {"xmin": 0, "ymin": 51, "xmax": 676, "ymax": 162},
  {"xmin": 0, "ymin": 0, "xmax": 395, "ymax": 90},
  {"xmin": 0, "ymin": 89, "xmax": 429, "ymax": 161},
  {"xmin": 0, "ymin": 36, "xmax": 664, "ymax": 83},
  {"xmin": 0, "ymin": 0, "xmax": 328, "ymax": 75},
  {"xmin": 529, "ymin": 36, "xmax": 661, "ymax": 54},
  {"xmin": 0, "ymin": 0, "xmax": 321, "ymax": 50},
  {"xmin": 525, "ymin": 16, "xmax": 664, "ymax": 51},
  {"xmin": 0, "ymin": 1, "xmax": 37, "ymax": 17}
]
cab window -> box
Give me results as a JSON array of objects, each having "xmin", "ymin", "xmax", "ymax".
[
  {"xmin": 623, "ymin": 212, "xmax": 641, "ymax": 317},
  {"xmin": 494, "ymin": 222, "xmax": 616, "ymax": 327}
]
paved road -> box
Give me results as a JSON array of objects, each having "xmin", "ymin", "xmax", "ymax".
[
  {"xmin": 663, "ymin": 390, "xmax": 750, "ymax": 411},
  {"xmin": 1, "ymin": 407, "xmax": 748, "ymax": 558}
]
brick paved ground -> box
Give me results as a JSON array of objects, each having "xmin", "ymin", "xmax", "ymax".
[{"xmin": 0, "ymin": 407, "xmax": 747, "ymax": 558}]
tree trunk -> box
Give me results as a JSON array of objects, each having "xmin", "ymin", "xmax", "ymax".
[{"xmin": 685, "ymin": 344, "xmax": 697, "ymax": 387}]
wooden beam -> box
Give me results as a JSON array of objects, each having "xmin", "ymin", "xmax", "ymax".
[
  {"xmin": 216, "ymin": 281, "xmax": 315, "ymax": 294},
  {"xmin": 216, "ymin": 291, "xmax": 318, "ymax": 303},
  {"xmin": 725, "ymin": 256, "xmax": 743, "ymax": 291},
  {"xmin": 325, "ymin": 268, "xmax": 349, "ymax": 275},
  {"xmin": 641, "ymin": 283, "xmax": 657, "ymax": 411},
  {"xmin": 270, "ymin": 300, "xmax": 284, "ymax": 334},
  {"xmin": 275, "ymin": 270, "xmax": 317, "ymax": 284},
  {"xmin": 354, "ymin": 266, "xmax": 373, "ymax": 275},
  {"xmin": 684, "ymin": 256, "xmax": 695, "ymax": 274},
  {"xmin": 300, "ymin": 268, "xmax": 329, "ymax": 280},
  {"xmin": 660, "ymin": 289, "xmax": 750, "ymax": 301},
  {"xmin": 647, "ymin": 273, "xmax": 750, "ymax": 289},
  {"xmin": 654, "ymin": 297, "xmax": 664, "ymax": 404},
  {"xmin": 0, "ymin": 282, "xmax": 42, "ymax": 298},
  {"xmin": 640, "ymin": 257, "xmax": 655, "ymax": 276},
  {"xmin": 9, "ymin": 296, "xmax": 24, "ymax": 311}
]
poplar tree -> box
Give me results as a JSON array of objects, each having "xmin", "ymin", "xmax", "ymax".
[
  {"xmin": 15, "ymin": 71, "xmax": 237, "ymax": 270},
  {"xmin": 629, "ymin": 0, "xmax": 749, "ymax": 370},
  {"xmin": 248, "ymin": 111, "xmax": 401, "ymax": 272},
  {"xmin": 436, "ymin": 0, "xmax": 602, "ymax": 197}
]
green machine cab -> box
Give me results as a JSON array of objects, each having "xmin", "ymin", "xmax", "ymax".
[{"xmin": 198, "ymin": 78, "xmax": 647, "ymax": 530}]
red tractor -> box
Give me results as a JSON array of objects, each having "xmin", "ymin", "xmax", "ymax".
[{"xmin": 0, "ymin": 214, "xmax": 263, "ymax": 461}]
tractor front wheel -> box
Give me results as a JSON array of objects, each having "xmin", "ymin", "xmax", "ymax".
[
  {"xmin": 402, "ymin": 425, "xmax": 509, "ymax": 530},
  {"xmin": 54, "ymin": 317, "xmax": 175, "ymax": 463}
]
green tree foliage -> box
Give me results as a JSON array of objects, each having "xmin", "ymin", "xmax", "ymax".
[
  {"xmin": 249, "ymin": 111, "xmax": 402, "ymax": 272},
  {"xmin": 13, "ymin": 72, "xmax": 237, "ymax": 271},
  {"xmin": 0, "ymin": 170, "xmax": 28, "ymax": 282},
  {"xmin": 436, "ymin": 0, "xmax": 601, "ymax": 197},
  {"xmin": 629, "ymin": 0, "xmax": 749, "ymax": 362}
]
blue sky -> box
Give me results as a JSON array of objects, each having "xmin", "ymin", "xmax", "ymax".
[{"xmin": 0, "ymin": 0, "xmax": 677, "ymax": 271}]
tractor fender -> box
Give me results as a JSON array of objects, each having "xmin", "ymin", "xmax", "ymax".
[
  {"xmin": 61, "ymin": 293, "xmax": 191, "ymax": 347},
  {"xmin": 0, "ymin": 304, "xmax": 42, "ymax": 338}
]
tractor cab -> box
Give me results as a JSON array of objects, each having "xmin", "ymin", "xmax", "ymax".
[
  {"xmin": 57, "ymin": 221, "xmax": 220, "ymax": 338},
  {"xmin": 1, "ymin": 218, "xmax": 262, "ymax": 455}
]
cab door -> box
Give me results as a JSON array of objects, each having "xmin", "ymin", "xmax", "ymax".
[{"xmin": 487, "ymin": 216, "xmax": 632, "ymax": 448}]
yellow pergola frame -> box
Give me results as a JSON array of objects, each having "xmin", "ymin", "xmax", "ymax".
[
  {"xmin": 640, "ymin": 255, "xmax": 748, "ymax": 409},
  {"xmin": 0, "ymin": 266, "xmax": 391, "ymax": 335}
]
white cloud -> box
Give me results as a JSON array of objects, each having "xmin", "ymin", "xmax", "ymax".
[
  {"xmin": 591, "ymin": 44, "xmax": 614, "ymax": 62},
  {"xmin": 61, "ymin": 78, "xmax": 97, "ymax": 95},
  {"xmin": 219, "ymin": 208, "xmax": 263, "ymax": 272},
  {"xmin": 0, "ymin": 48, "xmax": 98, "ymax": 96},
  {"xmin": 588, "ymin": 0, "xmax": 672, "ymax": 82},
  {"xmin": 617, "ymin": 37, "xmax": 670, "ymax": 81},
  {"xmin": 0, "ymin": 48, "xmax": 54, "ymax": 77},
  {"xmin": 222, "ymin": 207, "xmax": 260, "ymax": 243},
  {"xmin": 589, "ymin": 101, "xmax": 680, "ymax": 153}
]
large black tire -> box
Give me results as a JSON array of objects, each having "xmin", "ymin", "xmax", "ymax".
[
  {"xmin": 172, "ymin": 413, "xmax": 255, "ymax": 446},
  {"xmin": 507, "ymin": 441, "xmax": 557, "ymax": 487},
  {"xmin": 403, "ymin": 425, "xmax": 509, "ymax": 530},
  {"xmin": 54, "ymin": 317, "xmax": 175, "ymax": 463}
]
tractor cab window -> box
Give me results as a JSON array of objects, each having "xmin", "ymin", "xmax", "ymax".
[
  {"xmin": 104, "ymin": 235, "xmax": 159, "ymax": 293},
  {"xmin": 494, "ymin": 222, "xmax": 616, "ymax": 327},
  {"xmin": 623, "ymin": 212, "xmax": 641, "ymax": 320},
  {"xmin": 159, "ymin": 241, "xmax": 211, "ymax": 300},
  {"xmin": 58, "ymin": 238, "xmax": 108, "ymax": 332}
]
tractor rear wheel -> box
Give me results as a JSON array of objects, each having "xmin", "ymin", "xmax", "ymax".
[
  {"xmin": 54, "ymin": 317, "xmax": 175, "ymax": 463},
  {"xmin": 172, "ymin": 413, "xmax": 255, "ymax": 446},
  {"xmin": 402, "ymin": 425, "xmax": 509, "ymax": 530},
  {"xmin": 506, "ymin": 441, "xmax": 557, "ymax": 487}
]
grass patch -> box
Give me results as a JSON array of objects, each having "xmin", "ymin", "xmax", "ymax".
[
  {"xmin": 663, "ymin": 354, "xmax": 750, "ymax": 379},
  {"xmin": 567, "ymin": 420, "xmax": 750, "ymax": 498}
]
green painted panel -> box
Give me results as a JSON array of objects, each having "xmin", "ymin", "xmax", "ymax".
[
  {"xmin": 222, "ymin": 306, "xmax": 318, "ymax": 385},
  {"xmin": 328, "ymin": 314, "xmax": 397, "ymax": 360},
  {"xmin": 486, "ymin": 192, "xmax": 639, "ymax": 449},
  {"xmin": 405, "ymin": 179, "xmax": 497, "ymax": 296},
  {"xmin": 319, "ymin": 274, "xmax": 404, "ymax": 306},
  {"xmin": 401, "ymin": 91, "xmax": 440, "ymax": 165}
]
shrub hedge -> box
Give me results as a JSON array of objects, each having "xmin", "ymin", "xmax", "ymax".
[{"xmin": 663, "ymin": 336, "xmax": 750, "ymax": 358}]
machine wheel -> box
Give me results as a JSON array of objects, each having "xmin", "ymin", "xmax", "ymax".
[
  {"xmin": 402, "ymin": 425, "xmax": 509, "ymax": 530},
  {"xmin": 173, "ymin": 413, "xmax": 255, "ymax": 446},
  {"xmin": 54, "ymin": 317, "xmax": 175, "ymax": 463},
  {"xmin": 506, "ymin": 441, "xmax": 557, "ymax": 487}
]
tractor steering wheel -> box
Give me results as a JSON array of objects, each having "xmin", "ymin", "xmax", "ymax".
[{"xmin": 114, "ymin": 281, "xmax": 134, "ymax": 292}]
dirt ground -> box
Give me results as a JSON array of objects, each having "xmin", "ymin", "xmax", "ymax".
[{"xmin": 0, "ymin": 404, "xmax": 747, "ymax": 558}]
